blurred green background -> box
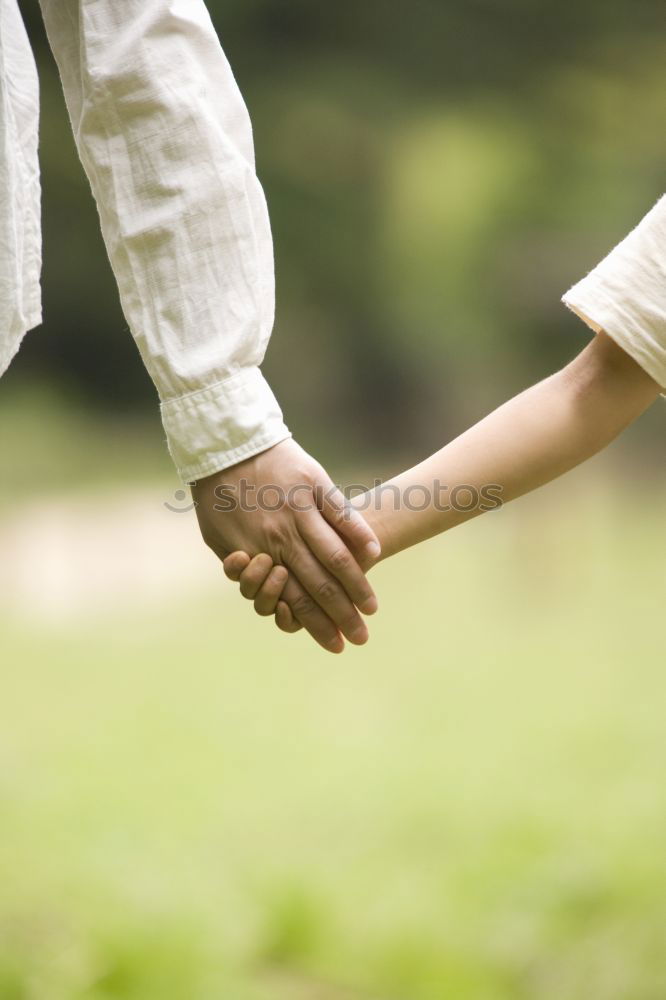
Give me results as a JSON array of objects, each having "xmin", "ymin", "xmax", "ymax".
[{"xmin": 1, "ymin": 1, "xmax": 665, "ymax": 997}]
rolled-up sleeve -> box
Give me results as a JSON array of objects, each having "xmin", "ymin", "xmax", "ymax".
[
  {"xmin": 38, "ymin": 0, "xmax": 291, "ymax": 481},
  {"xmin": 562, "ymin": 193, "xmax": 666, "ymax": 390}
]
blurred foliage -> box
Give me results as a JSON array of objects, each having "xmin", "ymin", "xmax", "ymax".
[{"xmin": 7, "ymin": 0, "xmax": 665, "ymax": 471}]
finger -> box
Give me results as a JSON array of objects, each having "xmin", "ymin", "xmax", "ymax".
[
  {"xmin": 287, "ymin": 544, "xmax": 369, "ymax": 646},
  {"xmin": 223, "ymin": 551, "xmax": 251, "ymax": 582},
  {"xmin": 275, "ymin": 600, "xmax": 302, "ymax": 633},
  {"xmin": 299, "ymin": 511, "xmax": 378, "ymax": 616},
  {"xmin": 281, "ymin": 575, "xmax": 344, "ymax": 653},
  {"xmin": 239, "ymin": 553, "xmax": 275, "ymax": 600},
  {"xmin": 315, "ymin": 482, "xmax": 381, "ymax": 566},
  {"xmin": 254, "ymin": 565, "xmax": 289, "ymax": 617}
]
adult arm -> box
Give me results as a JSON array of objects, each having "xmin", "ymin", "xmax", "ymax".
[{"xmin": 38, "ymin": 0, "xmax": 380, "ymax": 651}]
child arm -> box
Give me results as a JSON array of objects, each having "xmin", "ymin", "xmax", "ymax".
[
  {"xmin": 363, "ymin": 331, "xmax": 661, "ymax": 560},
  {"xmin": 224, "ymin": 330, "xmax": 661, "ymax": 633}
]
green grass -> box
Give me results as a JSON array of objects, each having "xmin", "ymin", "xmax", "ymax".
[{"xmin": 1, "ymin": 471, "xmax": 665, "ymax": 1000}]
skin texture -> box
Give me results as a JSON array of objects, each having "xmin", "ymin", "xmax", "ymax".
[
  {"xmin": 191, "ymin": 437, "xmax": 381, "ymax": 653},
  {"xmin": 223, "ymin": 332, "xmax": 662, "ymax": 642}
]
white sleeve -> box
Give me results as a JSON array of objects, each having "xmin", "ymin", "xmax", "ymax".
[
  {"xmin": 38, "ymin": 0, "xmax": 291, "ymax": 482},
  {"xmin": 562, "ymin": 193, "xmax": 666, "ymax": 390},
  {"xmin": 0, "ymin": 0, "xmax": 42, "ymax": 376}
]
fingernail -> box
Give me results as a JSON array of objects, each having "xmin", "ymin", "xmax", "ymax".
[
  {"xmin": 327, "ymin": 635, "xmax": 344, "ymax": 654},
  {"xmin": 365, "ymin": 541, "xmax": 381, "ymax": 560},
  {"xmin": 361, "ymin": 595, "xmax": 378, "ymax": 615}
]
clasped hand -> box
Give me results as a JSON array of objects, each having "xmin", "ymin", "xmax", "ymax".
[{"xmin": 191, "ymin": 439, "xmax": 380, "ymax": 653}]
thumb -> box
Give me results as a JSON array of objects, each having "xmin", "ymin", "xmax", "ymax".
[{"xmin": 314, "ymin": 482, "xmax": 381, "ymax": 566}]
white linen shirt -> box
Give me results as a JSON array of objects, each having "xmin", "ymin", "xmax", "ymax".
[
  {"xmin": 562, "ymin": 193, "xmax": 666, "ymax": 390},
  {"xmin": 0, "ymin": 0, "xmax": 291, "ymax": 482}
]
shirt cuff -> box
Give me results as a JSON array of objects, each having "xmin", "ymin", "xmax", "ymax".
[{"xmin": 160, "ymin": 367, "xmax": 292, "ymax": 483}]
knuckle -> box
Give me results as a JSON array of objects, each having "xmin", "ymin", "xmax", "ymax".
[
  {"xmin": 328, "ymin": 548, "xmax": 352, "ymax": 573},
  {"xmin": 292, "ymin": 594, "xmax": 316, "ymax": 618},
  {"xmin": 265, "ymin": 521, "xmax": 288, "ymax": 552},
  {"xmin": 316, "ymin": 580, "xmax": 339, "ymax": 604}
]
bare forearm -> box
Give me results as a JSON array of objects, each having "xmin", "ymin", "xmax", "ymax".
[{"xmin": 363, "ymin": 333, "xmax": 661, "ymax": 559}]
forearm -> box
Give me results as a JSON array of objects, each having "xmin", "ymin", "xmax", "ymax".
[{"xmin": 363, "ymin": 332, "xmax": 661, "ymax": 559}]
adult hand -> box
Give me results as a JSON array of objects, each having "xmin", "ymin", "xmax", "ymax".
[
  {"xmin": 191, "ymin": 439, "xmax": 381, "ymax": 653},
  {"xmin": 223, "ymin": 486, "xmax": 387, "ymax": 640}
]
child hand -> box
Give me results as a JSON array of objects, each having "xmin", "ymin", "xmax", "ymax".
[
  {"xmin": 223, "ymin": 552, "xmax": 304, "ymax": 633},
  {"xmin": 222, "ymin": 552, "xmax": 292, "ymax": 619},
  {"xmin": 274, "ymin": 599, "xmax": 302, "ymax": 634}
]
